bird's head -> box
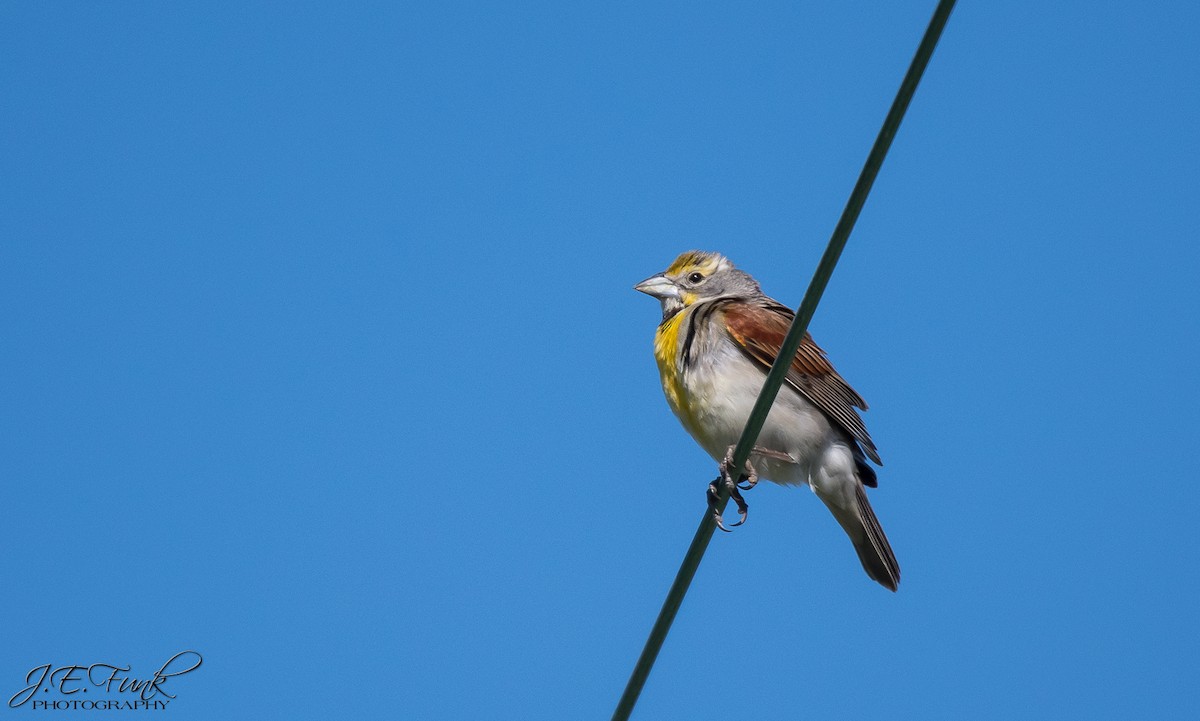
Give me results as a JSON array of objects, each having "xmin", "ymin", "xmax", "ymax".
[{"xmin": 634, "ymin": 251, "xmax": 761, "ymax": 319}]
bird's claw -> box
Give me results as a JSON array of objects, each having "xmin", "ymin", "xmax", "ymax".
[
  {"xmin": 708, "ymin": 477, "xmax": 748, "ymax": 532},
  {"xmin": 709, "ymin": 447, "xmax": 756, "ymax": 531}
]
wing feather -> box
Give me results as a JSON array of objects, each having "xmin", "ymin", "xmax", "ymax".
[{"xmin": 722, "ymin": 299, "xmax": 882, "ymax": 466}]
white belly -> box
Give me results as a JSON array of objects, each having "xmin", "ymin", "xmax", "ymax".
[{"xmin": 676, "ymin": 334, "xmax": 836, "ymax": 487}]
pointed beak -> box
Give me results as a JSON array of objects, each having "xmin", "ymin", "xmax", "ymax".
[{"xmin": 634, "ymin": 273, "xmax": 680, "ymax": 300}]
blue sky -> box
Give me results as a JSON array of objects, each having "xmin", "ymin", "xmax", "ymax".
[{"xmin": 3, "ymin": 1, "xmax": 1199, "ymax": 719}]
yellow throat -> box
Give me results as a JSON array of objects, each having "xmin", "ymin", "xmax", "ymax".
[{"xmin": 652, "ymin": 308, "xmax": 698, "ymax": 429}]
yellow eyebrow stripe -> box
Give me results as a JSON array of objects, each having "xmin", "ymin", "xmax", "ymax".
[{"xmin": 665, "ymin": 250, "xmax": 725, "ymax": 275}]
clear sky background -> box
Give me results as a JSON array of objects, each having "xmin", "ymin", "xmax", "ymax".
[{"xmin": 3, "ymin": 2, "xmax": 1199, "ymax": 719}]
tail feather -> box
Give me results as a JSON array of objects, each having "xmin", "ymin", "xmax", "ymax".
[
  {"xmin": 849, "ymin": 483, "xmax": 900, "ymax": 591},
  {"xmin": 821, "ymin": 483, "xmax": 901, "ymax": 591}
]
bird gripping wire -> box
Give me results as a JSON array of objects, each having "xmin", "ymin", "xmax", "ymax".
[{"xmin": 612, "ymin": 2, "xmax": 957, "ymax": 719}]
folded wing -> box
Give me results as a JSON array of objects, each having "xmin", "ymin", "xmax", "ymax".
[{"xmin": 722, "ymin": 299, "xmax": 882, "ymax": 467}]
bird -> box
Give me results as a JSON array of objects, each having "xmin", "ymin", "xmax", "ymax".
[{"xmin": 634, "ymin": 250, "xmax": 900, "ymax": 591}]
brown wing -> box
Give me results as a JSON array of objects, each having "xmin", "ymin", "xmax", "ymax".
[{"xmin": 722, "ymin": 298, "xmax": 882, "ymax": 466}]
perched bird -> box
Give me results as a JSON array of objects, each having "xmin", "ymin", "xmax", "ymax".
[{"xmin": 634, "ymin": 251, "xmax": 900, "ymax": 591}]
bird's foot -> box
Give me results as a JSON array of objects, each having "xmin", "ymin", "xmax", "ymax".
[
  {"xmin": 727, "ymin": 444, "xmax": 793, "ymax": 490},
  {"xmin": 708, "ymin": 474, "xmax": 749, "ymax": 532},
  {"xmin": 708, "ymin": 445, "xmax": 794, "ymax": 531},
  {"xmin": 708, "ymin": 446, "xmax": 757, "ymax": 531},
  {"xmin": 727, "ymin": 445, "xmax": 759, "ymax": 491}
]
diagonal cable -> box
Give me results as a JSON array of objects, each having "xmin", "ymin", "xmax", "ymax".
[{"xmin": 612, "ymin": 2, "xmax": 957, "ymax": 719}]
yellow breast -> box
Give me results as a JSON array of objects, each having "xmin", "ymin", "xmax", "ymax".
[{"xmin": 653, "ymin": 311, "xmax": 701, "ymax": 431}]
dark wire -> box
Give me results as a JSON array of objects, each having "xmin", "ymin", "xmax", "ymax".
[{"xmin": 611, "ymin": 2, "xmax": 957, "ymax": 719}]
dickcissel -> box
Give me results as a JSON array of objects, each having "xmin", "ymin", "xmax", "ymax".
[{"xmin": 635, "ymin": 251, "xmax": 900, "ymax": 591}]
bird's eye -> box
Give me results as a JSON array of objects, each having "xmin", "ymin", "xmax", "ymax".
[{"xmin": 687, "ymin": 272, "xmax": 704, "ymax": 284}]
